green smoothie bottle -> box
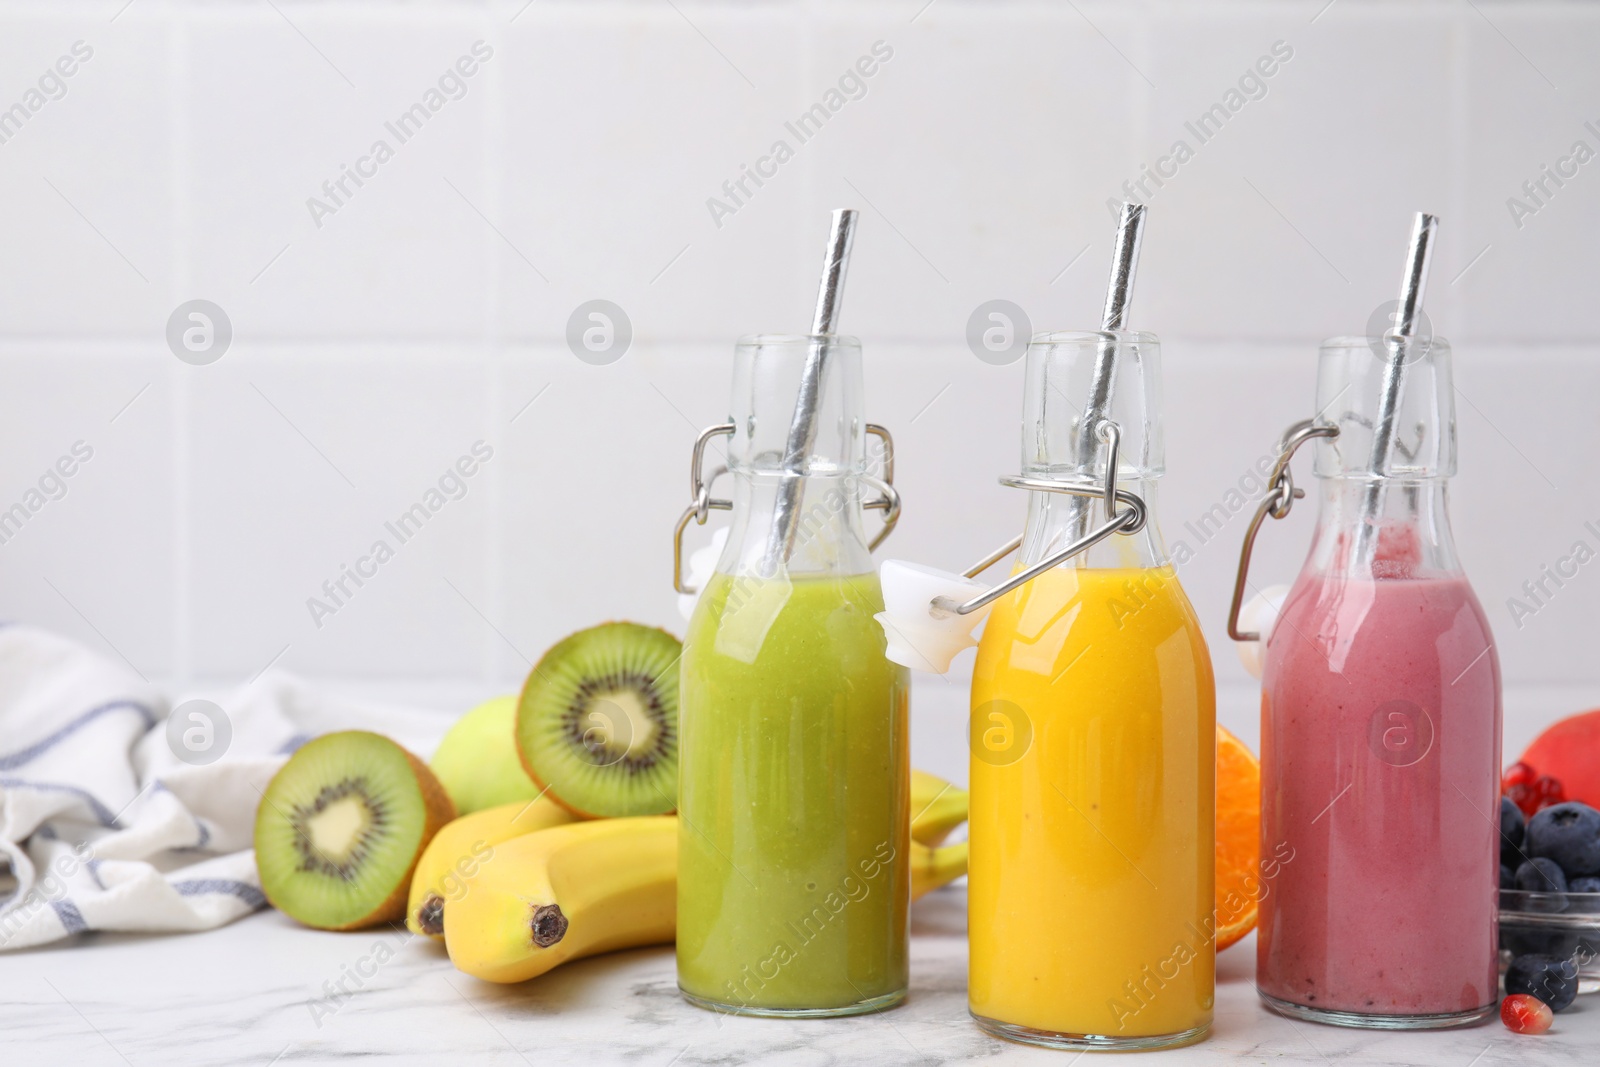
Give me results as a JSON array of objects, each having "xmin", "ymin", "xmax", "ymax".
[{"xmin": 672, "ymin": 328, "xmax": 909, "ymax": 1017}]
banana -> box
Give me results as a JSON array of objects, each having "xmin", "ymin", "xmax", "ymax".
[
  {"xmin": 910, "ymin": 769, "xmax": 969, "ymax": 846},
  {"xmin": 910, "ymin": 839, "xmax": 968, "ymax": 900},
  {"xmin": 444, "ymin": 816, "xmax": 677, "ymax": 984},
  {"xmin": 406, "ymin": 796, "xmax": 572, "ymax": 938}
]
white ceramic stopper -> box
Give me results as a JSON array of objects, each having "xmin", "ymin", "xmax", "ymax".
[{"xmin": 874, "ymin": 560, "xmax": 995, "ymax": 673}]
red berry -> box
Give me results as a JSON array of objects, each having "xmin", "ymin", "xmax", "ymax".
[
  {"xmin": 1505, "ymin": 768, "xmax": 1567, "ymax": 817},
  {"xmin": 1501, "ymin": 993, "xmax": 1553, "ymax": 1035},
  {"xmin": 1504, "ymin": 761, "xmax": 1538, "ymax": 790},
  {"xmin": 1507, "ymin": 783, "xmax": 1537, "ymax": 817},
  {"xmin": 1532, "ymin": 775, "xmax": 1566, "ymax": 812}
]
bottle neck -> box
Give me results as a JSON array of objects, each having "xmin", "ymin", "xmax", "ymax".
[
  {"xmin": 1019, "ymin": 476, "xmax": 1172, "ymax": 570},
  {"xmin": 717, "ymin": 471, "xmax": 875, "ymax": 580},
  {"xmin": 1014, "ymin": 333, "xmax": 1167, "ymax": 573},
  {"xmin": 1302, "ymin": 477, "xmax": 1461, "ymax": 580},
  {"xmin": 717, "ymin": 334, "xmax": 876, "ymax": 581}
]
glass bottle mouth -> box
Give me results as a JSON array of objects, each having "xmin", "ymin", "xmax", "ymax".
[
  {"xmin": 1021, "ymin": 329, "xmax": 1164, "ymax": 479},
  {"xmin": 727, "ymin": 333, "xmax": 870, "ymax": 475},
  {"xmin": 1312, "ymin": 335, "xmax": 1455, "ymax": 481},
  {"xmin": 715, "ymin": 332, "xmax": 880, "ymax": 580}
]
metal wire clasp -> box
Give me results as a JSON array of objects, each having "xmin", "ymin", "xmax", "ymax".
[
  {"xmin": 930, "ymin": 419, "xmax": 1147, "ymax": 617},
  {"xmin": 1226, "ymin": 418, "xmax": 1340, "ymax": 641},
  {"xmin": 671, "ymin": 423, "xmax": 901, "ymax": 595}
]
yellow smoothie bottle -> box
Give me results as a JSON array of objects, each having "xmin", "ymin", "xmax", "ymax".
[
  {"xmin": 968, "ymin": 321, "xmax": 1215, "ymax": 1050},
  {"xmin": 881, "ymin": 208, "xmax": 1205, "ymax": 1051},
  {"xmin": 873, "ymin": 206, "xmax": 1215, "ymax": 1049}
]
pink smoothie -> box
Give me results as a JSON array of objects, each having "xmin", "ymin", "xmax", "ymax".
[{"xmin": 1258, "ymin": 566, "xmax": 1501, "ymax": 1018}]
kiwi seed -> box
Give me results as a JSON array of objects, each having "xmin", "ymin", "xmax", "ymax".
[{"xmin": 289, "ymin": 779, "xmax": 388, "ymax": 879}]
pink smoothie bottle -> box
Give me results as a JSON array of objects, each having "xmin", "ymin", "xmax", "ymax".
[{"xmin": 1228, "ymin": 219, "xmax": 1502, "ymax": 1029}]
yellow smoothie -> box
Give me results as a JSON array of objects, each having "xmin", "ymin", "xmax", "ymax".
[{"xmin": 969, "ymin": 564, "xmax": 1215, "ymax": 1044}]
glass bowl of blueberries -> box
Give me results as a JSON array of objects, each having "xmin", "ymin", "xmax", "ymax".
[{"xmin": 1499, "ymin": 771, "xmax": 1600, "ymax": 1015}]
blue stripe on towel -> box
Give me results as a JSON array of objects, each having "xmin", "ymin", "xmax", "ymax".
[
  {"xmin": 0, "ymin": 778, "xmax": 118, "ymax": 827},
  {"xmin": 85, "ymin": 860, "xmax": 107, "ymax": 891},
  {"xmin": 0, "ymin": 700, "xmax": 159, "ymax": 770},
  {"xmin": 51, "ymin": 900, "xmax": 87, "ymax": 934},
  {"xmin": 171, "ymin": 879, "xmax": 267, "ymax": 910}
]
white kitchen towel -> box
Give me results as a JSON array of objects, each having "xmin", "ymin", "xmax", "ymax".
[{"xmin": 0, "ymin": 625, "xmax": 442, "ymax": 950}]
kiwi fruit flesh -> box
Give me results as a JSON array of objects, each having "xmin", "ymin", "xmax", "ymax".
[
  {"xmin": 255, "ymin": 730, "xmax": 454, "ymax": 930},
  {"xmin": 515, "ymin": 621, "xmax": 681, "ymax": 818},
  {"xmin": 429, "ymin": 695, "xmax": 543, "ymax": 815}
]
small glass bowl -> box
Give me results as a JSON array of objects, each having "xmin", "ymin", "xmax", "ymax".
[{"xmin": 1499, "ymin": 889, "xmax": 1600, "ymax": 995}]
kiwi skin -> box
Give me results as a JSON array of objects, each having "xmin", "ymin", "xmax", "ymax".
[
  {"xmin": 256, "ymin": 733, "xmax": 455, "ymax": 932},
  {"xmin": 514, "ymin": 621, "xmax": 680, "ymax": 820}
]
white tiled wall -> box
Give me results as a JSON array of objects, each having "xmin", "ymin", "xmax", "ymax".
[{"xmin": 1, "ymin": 1, "xmax": 1596, "ymax": 769}]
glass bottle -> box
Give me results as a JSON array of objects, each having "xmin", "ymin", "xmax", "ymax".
[
  {"xmin": 675, "ymin": 334, "xmax": 909, "ymax": 1016},
  {"xmin": 1252, "ymin": 335, "xmax": 1502, "ymax": 1027},
  {"xmin": 968, "ymin": 331, "xmax": 1217, "ymax": 1050}
]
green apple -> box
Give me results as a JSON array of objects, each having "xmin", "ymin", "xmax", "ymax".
[{"xmin": 429, "ymin": 696, "xmax": 542, "ymax": 814}]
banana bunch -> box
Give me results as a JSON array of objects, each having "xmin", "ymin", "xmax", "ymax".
[
  {"xmin": 429, "ymin": 769, "xmax": 969, "ymax": 984},
  {"xmin": 909, "ymin": 768, "xmax": 970, "ymax": 899},
  {"xmin": 406, "ymin": 796, "xmax": 573, "ymax": 938},
  {"xmin": 910, "ymin": 767, "xmax": 969, "ymax": 847},
  {"xmin": 446, "ymin": 816, "xmax": 678, "ymax": 983}
]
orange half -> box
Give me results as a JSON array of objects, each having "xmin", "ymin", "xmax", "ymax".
[{"xmin": 1215, "ymin": 725, "xmax": 1262, "ymax": 952}]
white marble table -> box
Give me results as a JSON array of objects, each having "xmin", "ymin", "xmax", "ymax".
[{"xmin": 0, "ymin": 887, "xmax": 1591, "ymax": 1065}]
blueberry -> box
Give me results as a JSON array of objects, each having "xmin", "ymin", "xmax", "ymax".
[
  {"xmin": 1505, "ymin": 953, "xmax": 1579, "ymax": 1013},
  {"xmin": 1501, "ymin": 863, "xmax": 1515, "ymax": 890},
  {"xmin": 1569, "ymin": 875, "xmax": 1600, "ymax": 919},
  {"xmin": 1501, "ymin": 796, "xmax": 1527, "ymax": 866},
  {"xmin": 1526, "ymin": 801, "xmax": 1600, "ymax": 877},
  {"xmin": 1515, "ymin": 857, "xmax": 1569, "ymax": 913},
  {"xmin": 1516, "ymin": 856, "xmax": 1569, "ymax": 892}
]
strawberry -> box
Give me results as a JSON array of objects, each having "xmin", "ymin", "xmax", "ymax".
[{"xmin": 1500, "ymin": 993, "xmax": 1553, "ymax": 1035}]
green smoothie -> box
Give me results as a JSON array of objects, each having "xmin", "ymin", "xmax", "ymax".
[{"xmin": 677, "ymin": 569, "xmax": 909, "ymax": 1015}]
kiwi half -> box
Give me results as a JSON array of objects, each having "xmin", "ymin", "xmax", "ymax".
[
  {"xmin": 254, "ymin": 731, "xmax": 454, "ymax": 931},
  {"xmin": 515, "ymin": 622, "xmax": 681, "ymax": 819}
]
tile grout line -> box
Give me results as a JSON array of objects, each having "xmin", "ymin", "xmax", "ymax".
[
  {"xmin": 2, "ymin": 333, "xmax": 1600, "ymax": 353},
  {"xmin": 171, "ymin": 9, "xmax": 194, "ymax": 689},
  {"xmin": 484, "ymin": 4, "xmax": 507, "ymax": 687}
]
